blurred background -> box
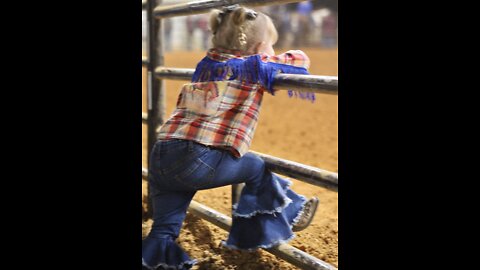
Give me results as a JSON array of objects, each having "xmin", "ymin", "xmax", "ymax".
[
  {"xmin": 142, "ymin": 1, "xmax": 338, "ymax": 268},
  {"xmin": 142, "ymin": 0, "xmax": 337, "ymax": 52}
]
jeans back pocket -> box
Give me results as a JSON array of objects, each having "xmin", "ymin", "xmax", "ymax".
[{"xmin": 174, "ymin": 157, "xmax": 215, "ymax": 190}]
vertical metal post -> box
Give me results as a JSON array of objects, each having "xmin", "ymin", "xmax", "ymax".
[
  {"xmin": 231, "ymin": 184, "xmax": 245, "ymax": 210},
  {"xmin": 146, "ymin": 0, "xmax": 165, "ymax": 219}
]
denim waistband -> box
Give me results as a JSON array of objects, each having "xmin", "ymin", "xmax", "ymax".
[
  {"xmin": 156, "ymin": 139, "xmax": 212, "ymax": 155},
  {"xmin": 156, "ymin": 139, "xmax": 190, "ymax": 154}
]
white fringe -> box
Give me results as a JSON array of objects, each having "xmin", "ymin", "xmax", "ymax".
[
  {"xmin": 231, "ymin": 177, "xmax": 295, "ymax": 218},
  {"xmin": 232, "ymin": 196, "xmax": 293, "ymax": 218},
  {"xmin": 291, "ymin": 195, "xmax": 308, "ymax": 227}
]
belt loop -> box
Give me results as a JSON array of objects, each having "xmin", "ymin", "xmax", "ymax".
[
  {"xmin": 157, "ymin": 141, "xmax": 162, "ymax": 154},
  {"xmin": 152, "ymin": 140, "xmax": 161, "ymax": 155},
  {"xmin": 188, "ymin": 140, "xmax": 194, "ymax": 152}
]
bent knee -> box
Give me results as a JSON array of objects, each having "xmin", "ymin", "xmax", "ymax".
[{"xmin": 243, "ymin": 153, "xmax": 266, "ymax": 173}]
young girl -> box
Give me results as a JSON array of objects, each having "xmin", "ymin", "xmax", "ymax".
[{"xmin": 143, "ymin": 5, "xmax": 319, "ymax": 270}]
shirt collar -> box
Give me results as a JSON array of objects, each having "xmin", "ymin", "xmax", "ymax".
[{"xmin": 207, "ymin": 48, "xmax": 270, "ymax": 62}]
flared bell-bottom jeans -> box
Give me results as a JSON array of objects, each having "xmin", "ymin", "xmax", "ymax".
[{"xmin": 142, "ymin": 139, "xmax": 307, "ymax": 270}]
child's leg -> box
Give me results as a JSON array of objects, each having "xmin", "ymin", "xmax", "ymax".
[
  {"xmin": 171, "ymin": 146, "xmax": 307, "ymax": 222},
  {"xmin": 145, "ymin": 142, "xmax": 308, "ymax": 253},
  {"xmin": 193, "ymin": 151, "xmax": 305, "ymax": 217},
  {"xmin": 142, "ymin": 185, "xmax": 197, "ymax": 270},
  {"xmin": 188, "ymin": 150, "xmax": 308, "ymax": 250},
  {"xmin": 191, "ymin": 151, "xmax": 273, "ymax": 190}
]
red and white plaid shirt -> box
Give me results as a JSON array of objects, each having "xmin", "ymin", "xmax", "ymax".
[{"xmin": 157, "ymin": 48, "xmax": 310, "ymax": 157}]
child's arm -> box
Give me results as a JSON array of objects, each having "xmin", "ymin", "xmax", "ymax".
[
  {"xmin": 261, "ymin": 50, "xmax": 311, "ymax": 70},
  {"xmin": 254, "ymin": 41, "xmax": 310, "ymax": 69},
  {"xmin": 255, "ymin": 50, "xmax": 311, "ymax": 97}
]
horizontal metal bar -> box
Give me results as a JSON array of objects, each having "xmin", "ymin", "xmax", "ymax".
[
  {"xmin": 188, "ymin": 200, "xmax": 232, "ymax": 230},
  {"xmin": 142, "ymin": 56, "xmax": 148, "ymax": 67},
  {"xmin": 142, "ymin": 113, "xmax": 148, "ymax": 124},
  {"xmin": 141, "ymin": 151, "xmax": 338, "ymax": 190},
  {"xmin": 250, "ymin": 151, "xmax": 338, "ymax": 191},
  {"xmin": 154, "ymin": 0, "xmax": 305, "ymax": 18},
  {"xmin": 188, "ymin": 200, "xmax": 337, "ymax": 270},
  {"xmin": 141, "ymin": 149, "xmax": 337, "ymax": 191},
  {"xmin": 155, "ymin": 67, "xmax": 194, "ymax": 80},
  {"xmin": 274, "ymin": 74, "xmax": 338, "ymax": 94},
  {"xmin": 155, "ymin": 67, "xmax": 338, "ymax": 94}
]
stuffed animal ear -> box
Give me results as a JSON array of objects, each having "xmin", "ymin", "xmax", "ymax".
[
  {"xmin": 246, "ymin": 10, "xmax": 257, "ymax": 20},
  {"xmin": 209, "ymin": 9, "xmax": 223, "ymax": 34},
  {"xmin": 231, "ymin": 7, "xmax": 247, "ymax": 25}
]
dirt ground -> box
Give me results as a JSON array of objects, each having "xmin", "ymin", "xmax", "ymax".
[{"xmin": 142, "ymin": 48, "xmax": 338, "ymax": 269}]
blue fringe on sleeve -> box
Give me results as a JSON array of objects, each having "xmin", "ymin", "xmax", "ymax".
[{"xmin": 191, "ymin": 55, "xmax": 315, "ymax": 102}]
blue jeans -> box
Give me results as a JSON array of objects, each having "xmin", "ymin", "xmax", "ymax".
[{"xmin": 142, "ymin": 139, "xmax": 307, "ymax": 270}]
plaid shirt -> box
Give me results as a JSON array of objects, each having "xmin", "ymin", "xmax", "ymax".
[{"xmin": 157, "ymin": 48, "xmax": 310, "ymax": 157}]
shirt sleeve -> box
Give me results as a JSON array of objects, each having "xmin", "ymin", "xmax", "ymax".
[{"xmin": 261, "ymin": 50, "xmax": 311, "ymax": 70}]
